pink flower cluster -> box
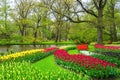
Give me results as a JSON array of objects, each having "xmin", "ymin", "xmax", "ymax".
[
  {"xmin": 54, "ymin": 49, "xmax": 116, "ymax": 69},
  {"xmin": 94, "ymin": 44, "xmax": 120, "ymax": 50}
]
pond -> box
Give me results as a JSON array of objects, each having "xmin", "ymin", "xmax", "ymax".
[{"xmin": 0, "ymin": 44, "xmax": 73, "ymax": 56}]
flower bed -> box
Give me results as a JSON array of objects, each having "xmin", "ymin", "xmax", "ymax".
[
  {"xmin": 91, "ymin": 54, "xmax": 120, "ymax": 67},
  {"xmin": 0, "ymin": 61, "xmax": 90, "ymax": 80},
  {"xmin": 77, "ymin": 44, "xmax": 88, "ymax": 50},
  {"xmin": 94, "ymin": 44, "xmax": 120, "ymax": 53},
  {"xmin": 94, "ymin": 44, "xmax": 120, "ymax": 59},
  {"xmin": 0, "ymin": 47, "xmax": 57, "ymax": 63},
  {"xmin": 54, "ymin": 49, "xmax": 118, "ymax": 78}
]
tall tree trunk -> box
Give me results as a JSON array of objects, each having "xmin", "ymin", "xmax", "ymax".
[
  {"xmin": 97, "ymin": 9, "xmax": 103, "ymax": 44},
  {"xmin": 34, "ymin": 29, "xmax": 37, "ymax": 43},
  {"xmin": 110, "ymin": 26, "xmax": 113, "ymax": 41},
  {"xmin": 55, "ymin": 27, "xmax": 59, "ymax": 42},
  {"xmin": 111, "ymin": 4, "xmax": 117, "ymax": 42},
  {"xmin": 112, "ymin": 23, "xmax": 117, "ymax": 41},
  {"xmin": 58, "ymin": 22, "xmax": 62, "ymax": 42},
  {"xmin": 97, "ymin": 27, "xmax": 103, "ymax": 44},
  {"xmin": 34, "ymin": 22, "xmax": 39, "ymax": 43},
  {"xmin": 65, "ymin": 22, "xmax": 70, "ymax": 41}
]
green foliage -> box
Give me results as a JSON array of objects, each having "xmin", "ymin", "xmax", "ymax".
[
  {"xmin": 0, "ymin": 61, "xmax": 90, "ymax": 80},
  {"xmin": 10, "ymin": 33, "xmax": 22, "ymax": 42},
  {"xmin": 69, "ymin": 23, "xmax": 97, "ymax": 44},
  {"xmin": 22, "ymin": 36, "xmax": 35, "ymax": 42}
]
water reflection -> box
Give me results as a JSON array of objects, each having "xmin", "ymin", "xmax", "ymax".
[{"xmin": 0, "ymin": 45, "xmax": 52, "ymax": 55}]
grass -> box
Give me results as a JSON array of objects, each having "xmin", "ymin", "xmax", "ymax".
[
  {"xmin": 88, "ymin": 45, "xmax": 95, "ymax": 52},
  {"xmin": 32, "ymin": 54, "xmax": 90, "ymax": 79},
  {"xmin": 68, "ymin": 49, "xmax": 79, "ymax": 54},
  {"xmin": 32, "ymin": 55, "xmax": 70, "ymax": 72},
  {"xmin": 0, "ymin": 41, "xmax": 75, "ymax": 45}
]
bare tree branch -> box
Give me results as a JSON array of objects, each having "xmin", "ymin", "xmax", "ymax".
[
  {"xmin": 93, "ymin": 0, "xmax": 99, "ymax": 9},
  {"xmin": 102, "ymin": 0, "xmax": 107, "ymax": 8},
  {"xmin": 76, "ymin": 0, "xmax": 98, "ymax": 17},
  {"xmin": 51, "ymin": 7, "xmax": 95, "ymax": 24}
]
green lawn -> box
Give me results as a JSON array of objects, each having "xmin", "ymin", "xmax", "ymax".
[
  {"xmin": 32, "ymin": 55, "xmax": 90, "ymax": 80},
  {"xmin": 68, "ymin": 49, "xmax": 79, "ymax": 54},
  {"xmin": 32, "ymin": 55, "xmax": 70, "ymax": 73}
]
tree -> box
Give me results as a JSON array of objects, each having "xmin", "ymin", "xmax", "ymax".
[
  {"xmin": 49, "ymin": 0, "xmax": 107, "ymax": 44},
  {"xmin": 14, "ymin": 0, "xmax": 34, "ymax": 37},
  {"xmin": 43, "ymin": 0, "xmax": 67, "ymax": 42},
  {"xmin": 0, "ymin": 0, "xmax": 13, "ymax": 41},
  {"xmin": 106, "ymin": 0, "xmax": 118, "ymax": 42}
]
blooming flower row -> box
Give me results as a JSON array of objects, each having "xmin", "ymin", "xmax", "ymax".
[
  {"xmin": 77, "ymin": 44, "xmax": 88, "ymax": 50},
  {"xmin": 54, "ymin": 49, "xmax": 116, "ymax": 70},
  {"xmin": 0, "ymin": 47, "xmax": 57, "ymax": 62},
  {"xmin": 95, "ymin": 44, "xmax": 120, "ymax": 50},
  {"xmin": 0, "ymin": 49, "xmax": 44, "ymax": 61},
  {"xmin": 94, "ymin": 44, "xmax": 120, "ymax": 53}
]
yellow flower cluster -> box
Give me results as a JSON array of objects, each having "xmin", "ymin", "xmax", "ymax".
[{"xmin": 0, "ymin": 49, "xmax": 44, "ymax": 61}]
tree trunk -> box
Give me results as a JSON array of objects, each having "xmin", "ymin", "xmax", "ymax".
[
  {"xmin": 111, "ymin": 5, "xmax": 117, "ymax": 42},
  {"xmin": 65, "ymin": 22, "xmax": 70, "ymax": 41},
  {"xmin": 112, "ymin": 23, "xmax": 117, "ymax": 41},
  {"xmin": 97, "ymin": 9, "xmax": 103, "ymax": 44},
  {"xmin": 97, "ymin": 27, "xmax": 103, "ymax": 44},
  {"xmin": 110, "ymin": 26, "xmax": 113, "ymax": 42},
  {"xmin": 55, "ymin": 28, "xmax": 59, "ymax": 42}
]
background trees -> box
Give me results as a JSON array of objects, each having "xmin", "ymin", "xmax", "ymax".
[{"xmin": 0, "ymin": 0, "xmax": 119, "ymax": 44}]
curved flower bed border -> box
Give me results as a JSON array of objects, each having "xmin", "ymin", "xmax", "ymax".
[
  {"xmin": 0, "ymin": 47, "xmax": 57, "ymax": 63},
  {"xmin": 54, "ymin": 49, "xmax": 118, "ymax": 78}
]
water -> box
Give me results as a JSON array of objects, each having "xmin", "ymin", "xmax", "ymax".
[{"xmin": 0, "ymin": 45, "xmax": 53, "ymax": 55}]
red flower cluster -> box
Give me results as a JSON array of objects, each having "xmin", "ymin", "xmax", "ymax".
[
  {"xmin": 77, "ymin": 44, "xmax": 88, "ymax": 50},
  {"xmin": 95, "ymin": 44, "xmax": 120, "ymax": 50},
  {"xmin": 44, "ymin": 47, "xmax": 58, "ymax": 52},
  {"xmin": 54, "ymin": 49, "xmax": 116, "ymax": 69}
]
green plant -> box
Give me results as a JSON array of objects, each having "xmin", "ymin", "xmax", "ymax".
[{"xmin": 0, "ymin": 61, "xmax": 90, "ymax": 80}]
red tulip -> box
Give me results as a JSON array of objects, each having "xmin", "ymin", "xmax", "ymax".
[
  {"xmin": 54, "ymin": 49, "xmax": 116, "ymax": 70},
  {"xmin": 77, "ymin": 44, "xmax": 88, "ymax": 50}
]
